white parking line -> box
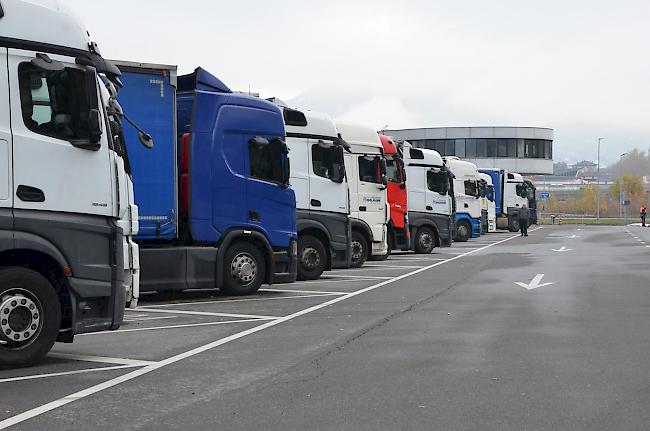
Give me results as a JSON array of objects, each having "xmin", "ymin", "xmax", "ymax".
[
  {"xmin": 0, "ymin": 228, "xmax": 536, "ymax": 429},
  {"xmin": 123, "ymin": 316, "xmax": 178, "ymax": 323},
  {"xmin": 47, "ymin": 353, "xmax": 155, "ymax": 367},
  {"xmin": 360, "ymin": 264, "xmax": 423, "ymax": 269},
  {"xmin": 78, "ymin": 319, "xmax": 266, "ymax": 336},
  {"xmin": 0, "ymin": 364, "xmax": 145, "ymax": 384},
  {"xmin": 134, "ymin": 309, "xmax": 278, "ymax": 320},
  {"xmin": 260, "ymin": 288, "xmax": 353, "ymax": 295},
  {"xmin": 138, "ymin": 293, "xmax": 342, "ymax": 308},
  {"xmin": 322, "ymin": 274, "xmax": 393, "ymax": 280}
]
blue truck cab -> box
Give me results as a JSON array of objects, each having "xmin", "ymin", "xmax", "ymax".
[{"xmin": 115, "ymin": 62, "xmax": 297, "ymax": 295}]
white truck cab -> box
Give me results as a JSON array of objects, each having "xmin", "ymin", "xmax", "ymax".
[
  {"xmin": 0, "ymin": 0, "xmax": 141, "ymax": 367},
  {"xmin": 479, "ymin": 172, "xmax": 497, "ymax": 233},
  {"xmin": 445, "ymin": 157, "xmax": 483, "ymax": 242},
  {"xmin": 278, "ymin": 103, "xmax": 352, "ymax": 280},
  {"xmin": 337, "ymin": 124, "xmax": 389, "ymax": 267},
  {"xmin": 402, "ymin": 144, "xmax": 455, "ymax": 252}
]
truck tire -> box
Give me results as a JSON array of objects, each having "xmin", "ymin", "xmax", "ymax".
[
  {"xmin": 297, "ymin": 235, "xmax": 327, "ymax": 281},
  {"xmin": 350, "ymin": 231, "xmax": 369, "ymax": 268},
  {"xmin": 415, "ymin": 227, "xmax": 436, "ymax": 254},
  {"xmin": 455, "ymin": 221, "xmax": 471, "ymax": 243},
  {"xmin": 509, "ymin": 217, "xmax": 520, "ymax": 232},
  {"xmin": 221, "ymin": 242, "xmax": 266, "ymax": 295},
  {"xmin": 0, "ymin": 267, "xmax": 61, "ymax": 368}
]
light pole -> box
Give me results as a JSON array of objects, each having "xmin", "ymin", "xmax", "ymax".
[
  {"xmin": 596, "ymin": 138, "xmax": 604, "ymax": 219},
  {"xmin": 619, "ymin": 152, "xmax": 627, "ymax": 218}
]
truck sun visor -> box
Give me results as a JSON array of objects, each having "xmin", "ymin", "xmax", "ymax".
[
  {"xmin": 178, "ymin": 68, "xmax": 232, "ymax": 93},
  {"xmin": 283, "ymin": 108, "xmax": 308, "ymax": 127}
]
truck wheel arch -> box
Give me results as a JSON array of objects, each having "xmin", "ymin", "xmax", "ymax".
[
  {"xmin": 350, "ymin": 218, "xmax": 374, "ymax": 246},
  {"xmin": 410, "ymin": 222, "xmax": 441, "ymax": 249},
  {"xmin": 216, "ymin": 229, "xmax": 274, "ymax": 287},
  {"xmin": 297, "ymin": 219, "xmax": 332, "ymax": 269}
]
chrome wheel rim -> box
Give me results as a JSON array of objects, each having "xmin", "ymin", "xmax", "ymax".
[
  {"xmin": 0, "ymin": 289, "xmax": 42, "ymax": 346},
  {"xmin": 230, "ymin": 253, "xmax": 257, "ymax": 286},
  {"xmin": 301, "ymin": 247, "xmax": 321, "ymax": 270}
]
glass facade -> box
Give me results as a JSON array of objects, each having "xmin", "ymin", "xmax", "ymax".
[{"xmin": 409, "ymin": 138, "xmax": 553, "ymax": 160}]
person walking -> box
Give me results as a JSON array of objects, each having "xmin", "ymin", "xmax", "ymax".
[
  {"xmin": 519, "ymin": 204, "xmax": 530, "ymax": 237},
  {"xmin": 641, "ymin": 206, "xmax": 647, "ymax": 227}
]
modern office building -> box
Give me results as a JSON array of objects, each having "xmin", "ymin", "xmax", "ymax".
[{"xmin": 383, "ymin": 127, "xmax": 554, "ymax": 175}]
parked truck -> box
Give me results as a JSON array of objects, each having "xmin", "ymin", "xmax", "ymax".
[
  {"xmin": 337, "ymin": 124, "xmax": 389, "ymax": 267},
  {"xmin": 402, "ymin": 144, "xmax": 455, "ymax": 252},
  {"xmin": 445, "ymin": 157, "xmax": 482, "ymax": 242},
  {"xmin": 479, "ymin": 169, "xmax": 528, "ymax": 232},
  {"xmin": 524, "ymin": 179, "xmax": 538, "ymax": 225},
  {"xmin": 378, "ymin": 135, "xmax": 410, "ymax": 255},
  {"xmin": 479, "ymin": 172, "xmax": 497, "ymax": 233},
  {"xmin": 276, "ymin": 103, "xmax": 352, "ymax": 280},
  {"xmin": 0, "ymin": 1, "xmax": 142, "ymax": 366},
  {"xmin": 116, "ymin": 63, "xmax": 297, "ymax": 295}
]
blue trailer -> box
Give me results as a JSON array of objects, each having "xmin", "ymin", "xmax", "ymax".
[{"xmin": 116, "ymin": 61, "xmax": 297, "ymax": 295}]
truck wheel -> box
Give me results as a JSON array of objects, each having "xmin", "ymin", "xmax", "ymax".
[
  {"xmin": 509, "ymin": 217, "xmax": 520, "ymax": 232},
  {"xmin": 222, "ymin": 243, "xmax": 266, "ymax": 295},
  {"xmin": 297, "ymin": 235, "xmax": 327, "ymax": 281},
  {"xmin": 415, "ymin": 227, "xmax": 436, "ymax": 253},
  {"xmin": 455, "ymin": 221, "xmax": 471, "ymax": 242},
  {"xmin": 0, "ymin": 267, "xmax": 61, "ymax": 368},
  {"xmin": 350, "ymin": 231, "xmax": 368, "ymax": 268}
]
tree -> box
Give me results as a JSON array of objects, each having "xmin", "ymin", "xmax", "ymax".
[
  {"xmin": 547, "ymin": 192, "xmax": 561, "ymax": 213},
  {"xmin": 610, "ymin": 173, "xmax": 645, "ymax": 214}
]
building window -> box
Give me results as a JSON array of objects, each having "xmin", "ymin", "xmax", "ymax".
[
  {"xmin": 476, "ymin": 139, "xmax": 487, "ymax": 157},
  {"xmin": 445, "ymin": 139, "xmax": 455, "ymax": 156},
  {"xmin": 486, "ymin": 139, "xmax": 497, "ymax": 157},
  {"xmin": 497, "ymin": 139, "xmax": 508, "ymax": 158},
  {"xmin": 465, "ymin": 138, "xmax": 476, "ymax": 157},
  {"xmin": 455, "ymin": 139, "xmax": 466, "ymax": 157}
]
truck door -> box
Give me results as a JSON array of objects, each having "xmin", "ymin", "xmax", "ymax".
[
  {"xmin": 0, "ymin": 48, "xmax": 12, "ymax": 210},
  {"xmin": 356, "ymin": 153, "xmax": 385, "ymax": 214},
  {"xmin": 8, "ymin": 49, "xmax": 113, "ymax": 217},
  {"xmin": 309, "ymin": 139, "xmax": 347, "ymax": 214}
]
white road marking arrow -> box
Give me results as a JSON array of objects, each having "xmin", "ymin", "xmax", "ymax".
[
  {"xmin": 552, "ymin": 246, "xmax": 572, "ymax": 252},
  {"xmin": 515, "ymin": 274, "xmax": 555, "ymax": 291}
]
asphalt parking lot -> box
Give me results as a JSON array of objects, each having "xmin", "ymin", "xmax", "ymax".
[{"xmin": 2, "ymin": 225, "xmax": 650, "ymax": 430}]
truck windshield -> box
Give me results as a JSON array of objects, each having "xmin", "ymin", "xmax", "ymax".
[
  {"xmin": 249, "ymin": 139, "xmax": 288, "ymax": 185},
  {"xmin": 427, "ymin": 170, "xmax": 448, "ymax": 195},
  {"xmin": 358, "ymin": 155, "xmax": 382, "ymax": 184},
  {"xmin": 384, "ymin": 154, "xmax": 403, "ymax": 184},
  {"xmin": 464, "ymin": 180, "xmax": 479, "ymax": 198},
  {"xmin": 312, "ymin": 143, "xmax": 345, "ymax": 182}
]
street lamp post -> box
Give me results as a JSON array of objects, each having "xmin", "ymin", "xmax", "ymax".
[
  {"xmin": 619, "ymin": 152, "xmax": 628, "ymax": 218},
  {"xmin": 597, "ymin": 138, "xmax": 604, "ymax": 219}
]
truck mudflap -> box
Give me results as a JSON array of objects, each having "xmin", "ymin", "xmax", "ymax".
[
  {"xmin": 331, "ymin": 216, "xmax": 352, "ymax": 269},
  {"xmin": 270, "ymin": 243, "xmax": 298, "ymax": 284},
  {"xmin": 389, "ymin": 219, "xmax": 411, "ymax": 251}
]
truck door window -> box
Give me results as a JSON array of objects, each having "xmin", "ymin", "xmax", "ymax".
[
  {"xmin": 358, "ymin": 155, "xmax": 381, "ymax": 183},
  {"xmin": 18, "ymin": 63, "xmax": 93, "ymax": 143},
  {"xmin": 312, "ymin": 143, "xmax": 345, "ymax": 182},
  {"xmin": 249, "ymin": 138, "xmax": 286, "ymax": 184},
  {"xmin": 385, "ymin": 155, "xmax": 402, "ymax": 184},
  {"xmin": 464, "ymin": 180, "xmax": 479, "ymax": 197},
  {"xmin": 516, "ymin": 183, "xmax": 528, "ymax": 198},
  {"xmin": 427, "ymin": 170, "xmax": 448, "ymax": 195}
]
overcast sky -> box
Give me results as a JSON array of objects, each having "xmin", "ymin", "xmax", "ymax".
[{"xmin": 64, "ymin": 0, "xmax": 650, "ymax": 166}]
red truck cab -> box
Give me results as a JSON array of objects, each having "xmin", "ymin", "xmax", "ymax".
[{"xmin": 380, "ymin": 135, "xmax": 410, "ymax": 252}]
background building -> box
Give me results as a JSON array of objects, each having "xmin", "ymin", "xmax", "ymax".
[{"xmin": 383, "ymin": 126, "xmax": 554, "ymax": 175}]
